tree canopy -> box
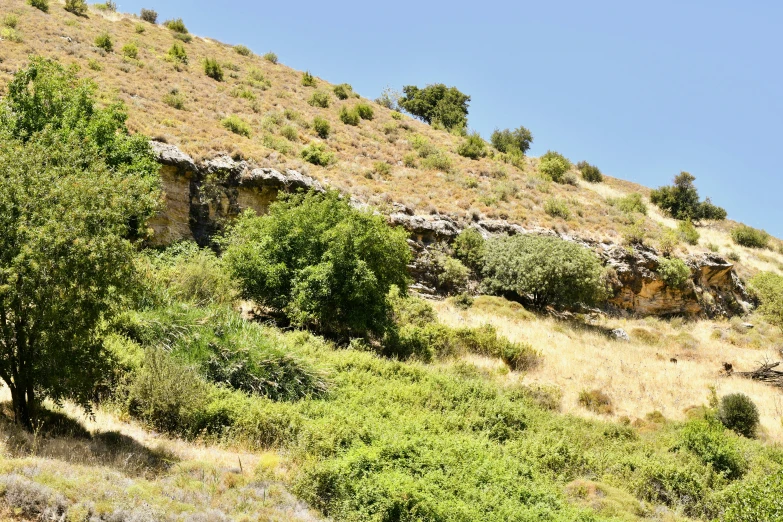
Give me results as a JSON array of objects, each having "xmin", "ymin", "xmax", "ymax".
[
  {"xmin": 0, "ymin": 58, "xmax": 160, "ymax": 428},
  {"xmin": 650, "ymin": 172, "xmax": 727, "ymax": 221},
  {"xmin": 398, "ymin": 84, "xmax": 470, "ymax": 130},
  {"xmin": 490, "ymin": 127, "xmax": 533, "ymax": 154}
]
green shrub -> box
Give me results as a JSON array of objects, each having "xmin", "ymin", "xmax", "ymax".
[
  {"xmin": 222, "ymin": 191, "xmax": 411, "ymax": 341},
  {"xmin": 163, "ymin": 18, "xmax": 188, "ymax": 34},
  {"xmin": 482, "ymin": 235, "xmax": 607, "ymax": 307},
  {"xmin": 3, "ymin": 15, "xmax": 18, "ymax": 29},
  {"xmin": 538, "ymin": 150, "xmax": 572, "ymax": 183},
  {"xmin": 229, "ymin": 86, "xmax": 256, "ymax": 101},
  {"xmin": 339, "ymin": 106, "xmax": 360, "ymax": 126},
  {"xmin": 731, "ymin": 225, "xmax": 769, "ymax": 248},
  {"xmin": 301, "ymin": 71, "xmax": 316, "ymax": 87},
  {"xmin": 64, "ymin": 0, "xmax": 88, "ymax": 15},
  {"xmin": 280, "ymin": 125, "xmax": 298, "ymax": 142},
  {"xmin": 94, "ymin": 33, "xmax": 113, "ymax": 52},
  {"xmin": 87, "ymin": 59, "xmax": 102, "ymax": 71},
  {"xmin": 577, "ymin": 161, "xmax": 603, "ymax": 182},
  {"xmin": 221, "ymin": 115, "xmax": 251, "ymax": 137},
  {"xmin": 611, "ymin": 193, "xmax": 647, "ymax": 214},
  {"xmin": 399, "ymin": 83, "xmax": 470, "ymax": 130},
  {"xmin": 578, "ymin": 389, "xmax": 613, "ymax": 414},
  {"xmin": 453, "ymin": 228, "xmax": 485, "ymax": 273},
  {"xmin": 300, "ymin": 143, "xmax": 334, "ymax": 166},
  {"xmin": 135, "ymin": 23, "xmax": 145, "ymax": 34},
  {"xmin": 167, "ymin": 42, "xmax": 188, "ymax": 64},
  {"xmin": 203, "ymin": 58, "xmax": 223, "ymax": 81},
  {"xmin": 162, "ymin": 89, "xmax": 185, "ymax": 110},
  {"xmin": 94, "ymin": 1, "xmax": 116, "ymax": 10},
  {"xmin": 373, "ymin": 161, "xmax": 391, "ymax": 176},
  {"xmin": 421, "ymin": 151, "xmax": 453, "ymax": 172},
  {"xmin": 544, "ymin": 198, "xmax": 570, "ymax": 219},
  {"xmin": 749, "ymin": 272, "xmax": 783, "ymax": 331},
  {"xmin": 140, "ymin": 8, "xmax": 157, "ymax": 23},
  {"xmin": 713, "ymin": 473, "xmax": 783, "ymax": 521},
  {"xmin": 313, "ymin": 116, "xmax": 330, "ymax": 139},
  {"xmin": 622, "ymin": 219, "xmax": 648, "ymax": 245},
  {"xmin": 356, "ymin": 103, "xmax": 374, "ymax": 120},
  {"xmin": 263, "ymin": 51, "xmax": 278, "ymax": 64},
  {"xmin": 391, "ymin": 111, "xmax": 403, "ymax": 120},
  {"xmin": 490, "ymin": 126, "xmax": 533, "ymax": 154},
  {"xmin": 333, "ymin": 83, "xmax": 353, "ymax": 100},
  {"xmin": 436, "ymin": 256, "xmax": 470, "ymax": 294},
  {"xmin": 719, "ymin": 393, "xmax": 760, "ymax": 438},
  {"xmin": 677, "ymin": 219, "xmax": 700, "ymax": 245},
  {"xmin": 657, "ymin": 257, "xmax": 691, "ymax": 288},
  {"xmin": 657, "ymin": 229, "xmax": 679, "ymax": 256},
  {"xmin": 121, "ymin": 42, "xmax": 138, "ymax": 59},
  {"xmin": 679, "ymin": 419, "xmax": 745, "ymax": 479},
  {"xmin": 1, "ymin": 27, "xmax": 22, "ymax": 43},
  {"xmin": 308, "ymin": 90, "xmax": 330, "ymax": 108},
  {"xmin": 375, "ymin": 86, "xmax": 401, "ymax": 110},
  {"xmin": 234, "ymin": 44, "xmax": 252, "ymax": 56},
  {"xmin": 402, "ymin": 153, "xmax": 417, "ymax": 168},
  {"xmin": 173, "ymin": 32, "xmax": 192, "ymax": 43},
  {"xmin": 457, "ymin": 132, "xmax": 487, "ymax": 159},
  {"xmin": 29, "ymin": 0, "xmax": 49, "ymax": 12},
  {"xmin": 650, "ymin": 172, "xmax": 727, "ymax": 221}
]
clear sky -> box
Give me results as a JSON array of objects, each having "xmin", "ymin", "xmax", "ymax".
[{"xmin": 119, "ymin": 0, "xmax": 783, "ymax": 236}]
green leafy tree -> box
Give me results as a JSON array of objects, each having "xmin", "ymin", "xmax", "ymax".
[
  {"xmin": 222, "ymin": 191, "xmax": 411, "ymax": 341},
  {"xmin": 0, "ymin": 58, "xmax": 160, "ymax": 429},
  {"xmin": 538, "ymin": 150, "xmax": 572, "ymax": 183},
  {"xmin": 482, "ymin": 235, "xmax": 607, "ymax": 307},
  {"xmin": 453, "ymin": 228, "xmax": 486, "ymax": 273},
  {"xmin": 398, "ymin": 83, "xmax": 470, "ymax": 130},
  {"xmin": 719, "ymin": 393, "xmax": 760, "ymax": 438},
  {"xmin": 657, "ymin": 257, "xmax": 691, "ymax": 289},
  {"xmin": 490, "ymin": 126, "xmax": 533, "ymax": 154},
  {"xmin": 650, "ymin": 172, "xmax": 727, "ymax": 221},
  {"xmin": 457, "ymin": 132, "xmax": 487, "ymax": 159}
]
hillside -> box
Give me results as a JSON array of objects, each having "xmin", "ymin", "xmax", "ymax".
[{"xmin": 2, "ymin": 2, "xmax": 783, "ymax": 522}]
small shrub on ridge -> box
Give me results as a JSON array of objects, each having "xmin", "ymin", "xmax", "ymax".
[
  {"xmin": 308, "ymin": 90, "xmax": 330, "ymax": 108},
  {"xmin": 29, "ymin": 0, "xmax": 49, "ymax": 12},
  {"xmin": 313, "ymin": 117, "xmax": 330, "ymax": 139},
  {"xmin": 221, "ymin": 115, "xmax": 252, "ymax": 138},
  {"xmin": 163, "ymin": 18, "xmax": 188, "ymax": 34},
  {"xmin": 301, "ymin": 71, "xmax": 316, "ymax": 87},
  {"xmin": 64, "ymin": 0, "xmax": 88, "ymax": 16},
  {"xmin": 731, "ymin": 225, "xmax": 769, "ymax": 248},
  {"xmin": 300, "ymin": 143, "xmax": 334, "ymax": 166},
  {"xmin": 203, "ymin": 58, "xmax": 223, "ymax": 81},
  {"xmin": 140, "ymin": 8, "xmax": 157, "ymax": 23},
  {"xmin": 94, "ymin": 33, "xmax": 113, "ymax": 52}
]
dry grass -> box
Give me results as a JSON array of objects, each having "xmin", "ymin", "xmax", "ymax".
[{"xmin": 434, "ymin": 296, "xmax": 783, "ymax": 442}]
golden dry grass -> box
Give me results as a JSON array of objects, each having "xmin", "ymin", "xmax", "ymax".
[{"xmin": 434, "ymin": 296, "xmax": 783, "ymax": 442}]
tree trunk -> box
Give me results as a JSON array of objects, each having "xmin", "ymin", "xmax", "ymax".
[{"xmin": 10, "ymin": 384, "xmax": 33, "ymax": 431}]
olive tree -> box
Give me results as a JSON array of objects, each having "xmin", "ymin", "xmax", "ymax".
[
  {"xmin": 398, "ymin": 83, "xmax": 470, "ymax": 130},
  {"xmin": 0, "ymin": 58, "xmax": 160, "ymax": 429}
]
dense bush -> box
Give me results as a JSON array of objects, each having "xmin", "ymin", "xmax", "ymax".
[
  {"xmin": 611, "ymin": 193, "xmax": 647, "ymax": 214},
  {"xmin": 490, "ymin": 126, "xmax": 533, "ymax": 154},
  {"xmin": 399, "ymin": 83, "xmax": 470, "ymax": 130},
  {"xmin": 300, "ymin": 143, "xmax": 334, "ymax": 166},
  {"xmin": 657, "ymin": 257, "xmax": 691, "ymax": 288},
  {"xmin": 263, "ymin": 51, "xmax": 278, "ymax": 64},
  {"xmin": 677, "ymin": 219, "xmax": 700, "ymax": 245},
  {"xmin": 163, "ymin": 18, "xmax": 188, "ymax": 34},
  {"xmin": 749, "ymin": 272, "xmax": 783, "ymax": 331},
  {"xmin": 333, "ymin": 83, "xmax": 353, "ymax": 100},
  {"xmin": 421, "ymin": 151, "xmax": 453, "ymax": 172},
  {"xmin": 167, "ymin": 42, "xmax": 188, "ymax": 64},
  {"xmin": 355, "ymin": 103, "xmax": 374, "ymax": 120},
  {"xmin": 222, "ymin": 191, "xmax": 410, "ymax": 341},
  {"xmin": 234, "ymin": 44, "xmax": 252, "ymax": 56},
  {"xmin": 162, "ymin": 89, "xmax": 185, "ymax": 110},
  {"xmin": 203, "ymin": 58, "xmax": 223, "ymax": 81},
  {"xmin": 301, "ymin": 71, "xmax": 316, "ymax": 87},
  {"xmin": 436, "ymin": 255, "xmax": 470, "ymax": 294},
  {"xmin": 121, "ymin": 42, "xmax": 138, "ymax": 59},
  {"xmin": 280, "ymin": 125, "xmax": 298, "ymax": 142},
  {"xmin": 731, "ymin": 225, "xmax": 769, "ymax": 248},
  {"xmin": 650, "ymin": 172, "xmax": 727, "ymax": 221},
  {"xmin": 457, "ymin": 132, "xmax": 487, "ymax": 159},
  {"xmin": 538, "ymin": 150, "xmax": 572, "ymax": 183},
  {"xmin": 453, "ymin": 228, "xmax": 486, "ymax": 273},
  {"xmin": 577, "ymin": 161, "xmax": 603, "ymax": 182},
  {"xmin": 719, "ymin": 393, "xmax": 760, "ymax": 438},
  {"xmin": 678, "ymin": 419, "xmax": 745, "ymax": 479},
  {"xmin": 94, "ymin": 33, "xmax": 113, "ymax": 52},
  {"xmin": 313, "ymin": 116, "xmax": 330, "ymax": 139},
  {"xmin": 578, "ymin": 389, "xmax": 613, "ymax": 414},
  {"xmin": 308, "ymin": 90, "xmax": 330, "ymax": 108},
  {"xmin": 544, "ymin": 198, "xmax": 570, "ymax": 219},
  {"xmin": 29, "ymin": 0, "xmax": 49, "ymax": 12},
  {"xmin": 339, "ymin": 106, "xmax": 360, "ymax": 126},
  {"xmin": 482, "ymin": 235, "xmax": 607, "ymax": 307},
  {"xmin": 221, "ymin": 115, "xmax": 251, "ymax": 137},
  {"xmin": 140, "ymin": 8, "xmax": 157, "ymax": 23},
  {"xmin": 64, "ymin": 0, "xmax": 88, "ymax": 16}
]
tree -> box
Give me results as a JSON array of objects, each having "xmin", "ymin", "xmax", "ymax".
[
  {"xmin": 0, "ymin": 58, "xmax": 160, "ymax": 429},
  {"xmin": 490, "ymin": 127, "xmax": 533, "ymax": 154},
  {"xmin": 398, "ymin": 84, "xmax": 470, "ymax": 130},
  {"xmin": 482, "ymin": 235, "xmax": 608, "ymax": 308},
  {"xmin": 650, "ymin": 172, "xmax": 727, "ymax": 221},
  {"xmin": 222, "ymin": 191, "xmax": 411, "ymax": 341}
]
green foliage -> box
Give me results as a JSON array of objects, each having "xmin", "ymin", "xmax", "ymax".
[
  {"xmin": 399, "ymin": 83, "xmax": 471, "ymax": 130},
  {"xmin": 94, "ymin": 32, "xmax": 113, "ymax": 52},
  {"xmin": 391, "ymin": 110, "xmax": 402, "ymax": 120},
  {"xmin": 731, "ymin": 225, "xmax": 770, "ymax": 248},
  {"xmin": 373, "ymin": 161, "xmax": 391, "ymax": 176},
  {"xmin": 163, "ymin": 18, "xmax": 188, "ymax": 34},
  {"xmin": 436, "ymin": 255, "xmax": 470, "ymax": 294},
  {"xmin": 234, "ymin": 44, "xmax": 252, "ymax": 56},
  {"xmin": 457, "ymin": 131, "xmax": 487, "ymax": 159},
  {"xmin": 167, "ymin": 42, "xmax": 188, "ymax": 64},
  {"xmin": 280, "ymin": 125, "xmax": 298, "ymax": 142},
  {"xmin": 301, "ymin": 71, "xmax": 316, "ymax": 87},
  {"xmin": 308, "ymin": 90, "xmax": 330, "ymax": 108},
  {"xmin": 221, "ymin": 115, "xmax": 251, "ymax": 137},
  {"xmin": 453, "ymin": 228, "xmax": 486, "ymax": 273},
  {"xmin": 678, "ymin": 419, "xmax": 745, "ymax": 479},
  {"xmin": 677, "ymin": 219, "xmax": 700, "ymax": 245},
  {"xmin": 657, "ymin": 257, "xmax": 691, "ymax": 288},
  {"xmin": 544, "ymin": 198, "xmax": 570, "ymax": 219},
  {"xmin": 139, "ymin": 8, "xmax": 157, "ymax": 23},
  {"xmin": 420, "ymin": 150, "xmax": 453, "ymax": 172},
  {"xmin": 611, "ymin": 192, "xmax": 647, "ymax": 214},
  {"xmin": 578, "ymin": 389, "xmax": 613, "ymax": 414},
  {"xmin": 333, "ymin": 83, "xmax": 353, "ymax": 100},
  {"xmin": 300, "ymin": 142, "xmax": 334, "ymax": 166},
  {"xmin": 719, "ymin": 393, "xmax": 760, "ymax": 438},
  {"xmin": 313, "ymin": 116, "xmax": 330, "ymax": 139},
  {"xmin": 64, "ymin": 0, "xmax": 88, "ymax": 15},
  {"xmin": 1, "ymin": 27, "xmax": 22, "ymax": 43},
  {"xmin": 538, "ymin": 150, "xmax": 572, "ymax": 183},
  {"xmin": 482, "ymin": 235, "xmax": 608, "ymax": 307},
  {"xmin": 29, "ymin": 0, "xmax": 49, "ymax": 12},
  {"xmin": 355, "ymin": 103, "xmax": 374, "ymax": 120},
  {"xmin": 121, "ymin": 42, "xmax": 138, "ymax": 59},
  {"xmin": 339, "ymin": 106, "xmax": 360, "ymax": 126},
  {"xmin": 402, "ymin": 152, "xmax": 417, "ymax": 168},
  {"xmin": 0, "ymin": 57, "xmax": 160, "ymax": 428},
  {"xmin": 577, "ymin": 160, "xmax": 603, "ymax": 182},
  {"xmin": 490, "ymin": 126, "xmax": 533, "ymax": 154},
  {"xmin": 749, "ymin": 272, "xmax": 783, "ymax": 331},
  {"xmin": 222, "ymin": 191, "xmax": 411, "ymax": 341},
  {"xmin": 262, "ymin": 51, "xmax": 278, "ymax": 64},
  {"xmin": 162, "ymin": 89, "xmax": 185, "ymax": 110},
  {"xmin": 657, "ymin": 229, "xmax": 679, "ymax": 256},
  {"xmin": 203, "ymin": 58, "xmax": 223, "ymax": 81},
  {"xmin": 135, "ymin": 23, "xmax": 145, "ymax": 34},
  {"xmin": 713, "ymin": 473, "xmax": 783, "ymax": 521},
  {"xmin": 650, "ymin": 172, "xmax": 727, "ymax": 221},
  {"xmin": 173, "ymin": 32, "xmax": 192, "ymax": 43},
  {"xmin": 3, "ymin": 15, "xmax": 18, "ymax": 29}
]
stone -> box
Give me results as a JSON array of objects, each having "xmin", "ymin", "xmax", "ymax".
[{"xmin": 610, "ymin": 328, "xmax": 630, "ymax": 342}]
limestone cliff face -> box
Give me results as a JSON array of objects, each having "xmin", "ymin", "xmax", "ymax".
[{"xmin": 148, "ymin": 143, "xmax": 752, "ymax": 318}]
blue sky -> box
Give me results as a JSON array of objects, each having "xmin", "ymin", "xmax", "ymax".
[{"xmin": 120, "ymin": 0, "xmax": 783, "ymax": 235}]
